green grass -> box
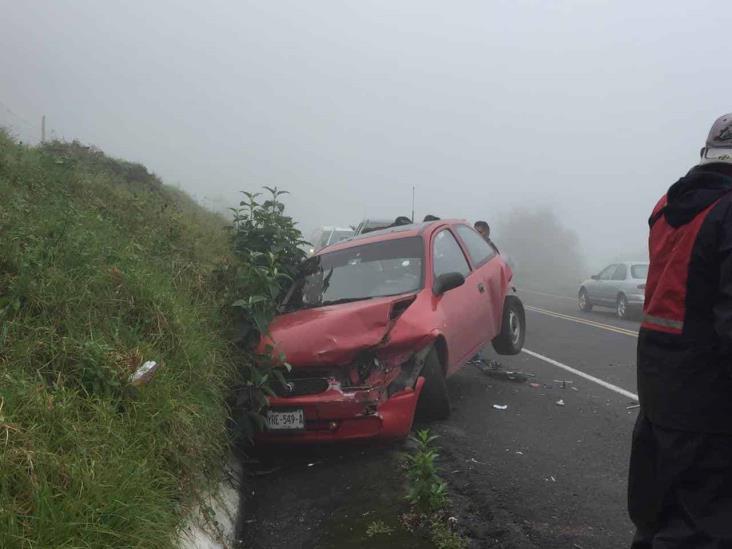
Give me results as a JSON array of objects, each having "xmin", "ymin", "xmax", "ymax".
[{"xmin": 0, "ymin": 133, "xmax": 237, "ymax": 548}]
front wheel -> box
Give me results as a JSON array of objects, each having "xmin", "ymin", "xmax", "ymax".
[
  {"xmin": 415, "ymin": 349, "xmax": 450, "ymax": 421},
  {"xmin": 578, "ymin": 289, "xmax": 593, "ymax": 312},
  {"xmin": 492, "ymin": 295, "xmax": 526, "ymax": 355}
]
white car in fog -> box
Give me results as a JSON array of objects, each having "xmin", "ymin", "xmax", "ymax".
[
  {"xmin": 308, "ymin": 226, "xmax": 354, "ymax": 255},
  {"xmin": 578, "ymin": 262, "xmax": 648, "ymax": 319}
]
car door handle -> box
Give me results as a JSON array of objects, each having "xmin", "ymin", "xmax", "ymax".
[{"xmin": 478, "ymin": 283, "xmax": 486, "ymax": 293}]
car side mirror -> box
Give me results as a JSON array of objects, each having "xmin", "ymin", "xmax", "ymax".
[
  {"xmin": 591, "ymin": 275, "xmax": 600, "ymax": 280},
  {"xmin": 434, "ymin": 272, "xmax": 465, "ymax": 295}
]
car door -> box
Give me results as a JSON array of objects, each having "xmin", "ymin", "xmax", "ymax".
[
  {"xmin": 593, "ymin": 264, "xmax": 617, "ymax": 305},
  {"xmin": 454, "ymin": 224, "xmax": 503, "ymax": 342},
  {"xmin": 609, "ymin": 263, "xmax": 628, "ymax": 303},
  {"xmin": 430, "ymin": 228, "xmax": 481, "ymax": 374}
]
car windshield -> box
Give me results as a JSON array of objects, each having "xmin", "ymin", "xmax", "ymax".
[
  {"xmin": 631, "ymin": 264, "xmax": 649, "ymax": 279},
  {"xmin": 282, "ymin": 236, "xmax": 424, "ymax": 311}
]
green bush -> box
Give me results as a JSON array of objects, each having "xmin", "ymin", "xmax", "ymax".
[
  {"xmin": 405, "ymin": 430, "xmax": 449, "ymax": 514},
  {"xmin": 0, "ymin": 132, "xmax": 236, "ymax": 548},
  {"xmin": 218, "ymin": 187, "xmax": 307, "ymax": 442}
]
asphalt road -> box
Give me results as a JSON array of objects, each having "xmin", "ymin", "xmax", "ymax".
[{"xmin": 239, "ymin": 288, "xmax": 641, "ymax": 548}]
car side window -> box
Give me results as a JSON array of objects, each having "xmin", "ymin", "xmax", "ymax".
[
  {"xmin": 432, "ymin": 229, "xmax": 471, "ymax": 279},
  {"xmin": 612, "ymin": 264, "xmax": 627, "ymax": 281},
  {"xmin": 455, "ymin": 225, "xmax": 496, "ymax": 267},
  {"xmin": 599, "ymin": 265, "xmax": 616, "ymax": 281}
]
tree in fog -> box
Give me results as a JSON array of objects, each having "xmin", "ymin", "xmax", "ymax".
[{"xmin": 495, "ymin": 208, "xmax": 587, "ymax": 293}]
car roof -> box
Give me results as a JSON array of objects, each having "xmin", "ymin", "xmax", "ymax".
[
  {"xmin": 314, "ymin": 226, "xmax": 353, "ymax": 232},
  {"xmin": 320, "ymin": 219, "xmax": 470, "ymax": 254}
]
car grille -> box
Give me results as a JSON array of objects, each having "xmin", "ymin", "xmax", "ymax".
[{"xmin": 272, "ymin": 377, "xmax": 330, "ymax": 397}]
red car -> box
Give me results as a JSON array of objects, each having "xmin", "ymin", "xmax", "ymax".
[{"xmin": 257, "ymin": 220, "xmax": 525, "ymax": 443}]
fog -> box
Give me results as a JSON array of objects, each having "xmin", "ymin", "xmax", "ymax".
[{"xmin": 2, "ymin": 1, "xmax": 732, "ymax": 276}]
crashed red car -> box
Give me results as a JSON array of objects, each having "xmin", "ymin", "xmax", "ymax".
[{"xmin": 256, "ymin": 219, "xmax": 525, "ymax": 443}]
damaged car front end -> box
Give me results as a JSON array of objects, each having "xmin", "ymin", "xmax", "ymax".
[
  {"xmin": 256, "ymin": 235, "xmax": 434, "ymax": 443},
  {"xmin": 258, "ymin": 345, "xmax": 430, "ymax": 443}
]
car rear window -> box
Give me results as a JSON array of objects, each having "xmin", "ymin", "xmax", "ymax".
[{"xmin": 631, "ymin": 264, "xmax": 648, "ymax": 279}]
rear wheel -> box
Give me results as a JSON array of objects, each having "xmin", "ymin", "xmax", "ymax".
[
  {"xmin": 617, "ymin": 294, "xmax": 629, "ymax": 319},
  {"xmin": 416, "ymin": 349, "xmax": 450, "ymax": 421},
  {"xmin": 578, "ymin": 289, "xmax": 593, "ymax": 312},
  {"xmin": 492, "ymin": 295, "xmax": 526, "ymax": 355}
]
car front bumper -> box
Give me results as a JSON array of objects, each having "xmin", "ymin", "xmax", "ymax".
[{"xmin": 255, "ymin": 377, "xmax": 425, "ymax": 444}]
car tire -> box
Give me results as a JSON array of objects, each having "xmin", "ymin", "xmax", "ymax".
[
  {"xmin": 617, "ymin": 294, "xmax": 629, "ymax": 320},
  {"xmin": 578, "ymin": 289, "xmax": 593, "ymax": 312},
  {"xmin": 492, "ymin": 295, "xmax": 526, "ymax": 355},
  {"xmin": 416, "ymin": 348, "xmax": 450, "ymax": 421}
]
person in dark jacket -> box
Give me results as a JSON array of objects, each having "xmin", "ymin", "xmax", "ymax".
[{"xmin": 629, "ymin": 113, "xmax": 732, "ymax": 548}]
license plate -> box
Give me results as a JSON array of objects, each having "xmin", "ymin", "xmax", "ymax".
[{"xmin": 266, "ymin": 409, "xmax": 305, "ymax": 431}]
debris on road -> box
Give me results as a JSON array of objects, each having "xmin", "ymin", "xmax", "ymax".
[
  {"xmin": 626, "ymin": 404, "xmax": 640, "ymax": 410},
  {"xmin": 556, "ymin": 399, "xmax": 565, "ymax": 406},
  {"xmin": 529, "ymin": 382, "xmax": 541, "ymax": 388},
  {"xmin": 473, "ymin": 358, "xmax": 531, "ymax": 383},
  {"xmin": 493, "ymin": 404, "xmax": 508, "ymax": 410},
  {"xmin": 571, "ymin": 386, "xmax": 579, "ymax": 391}
]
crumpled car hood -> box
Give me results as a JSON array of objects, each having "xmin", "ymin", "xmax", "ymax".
[{"xmin": 265, "ymin": 296, "xmax": 402, "ymax": 366}]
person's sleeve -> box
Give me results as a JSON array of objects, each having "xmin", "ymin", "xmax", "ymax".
[{"xmin": 713, "ymin": 204, "xmax": 732, "ymax": 345}]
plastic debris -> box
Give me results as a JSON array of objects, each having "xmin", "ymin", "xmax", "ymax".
[
  {"xmin": 515, "ymin": 451, "xmax": 524, "ymax": 455},
  {"xmin": 473, "ymin": 358, "xmax": 529, "ymax": 383},
  {"xmin": 626, "ymin": 404, "xmax": 640, "ymax": 410},
  {"xmin": 128, "ymin": 360, "xmax": 159, "ymax": 387},
  {"xmin": 493, "ymin": 404, "xmax": 508, "ymax": 410},
  {"xmin": 529, "ymin": 382, "xmax": 541, "ymax": 388},
  {"xmin": 556, "ymin": 399, "xmax": 565, "ymax": 406},
  {"xmin": 554, "ymin": 379, "xmax": 574, "ymax": 389},
  {"xmin": 571, "ymin": 386, "xmax": 579, "ymax": 391}
]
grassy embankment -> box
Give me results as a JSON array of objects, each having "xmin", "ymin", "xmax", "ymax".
[{"xmin": 0, "ymin": 133, "xmax": 237, "ymax": 548}]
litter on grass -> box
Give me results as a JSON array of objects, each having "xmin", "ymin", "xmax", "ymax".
[{"xmin": 129, "ymin": 360, "xmax": 159, "ymax": 386}]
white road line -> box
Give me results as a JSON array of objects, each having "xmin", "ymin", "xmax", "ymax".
[
  {"xmin": 523, "ymin": 348, "xmax": 638, "ymax": 401},
  {"xmin": 526, "ymin": 305, "xmax": 639, "ymax": 338},
  {"xmin": 519, "ymin": 289, "xmax": 577, "ymax": 302}
]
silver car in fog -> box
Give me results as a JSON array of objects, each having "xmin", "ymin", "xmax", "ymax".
[{"xmin": 578, "ymin": 262, "xmax": 648, "ymax": 319}]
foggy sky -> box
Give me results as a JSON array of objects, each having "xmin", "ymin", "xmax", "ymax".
[{"xmin": 2, "ymin": 0, "xmax": 731, "ymax": 269}]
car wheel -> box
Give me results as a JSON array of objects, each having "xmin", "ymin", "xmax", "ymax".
[
  {"xmin": 578, "ymin": 289, "xmax": 593, "ymax": 312},
  {"xmin": 492, "ymin": 295, "xmax": 526, "ymax": 355},
  {"xmin": 617, "ymin": 294, "xmax": 629, "ymax": 319},
  {"xmin": 416, "ymin": 348, "xmax": 450, "ymax": 421}
]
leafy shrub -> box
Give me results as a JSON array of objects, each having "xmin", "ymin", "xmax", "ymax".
[
  {"xmin": 405, "ymin": 429, "xmax": 449, "ymax": 514},
  {"xmin": 216, "ymin": 187, "xmax": 307, "ymax": 442}
]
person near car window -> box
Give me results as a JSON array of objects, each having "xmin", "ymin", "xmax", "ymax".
[
  {"xmin": 391, "ymin": 216, "xmax": 412, "ymax": 227},
  {"xmin": 474, "ymin": 220, "xmax": 499, "ymax": 253},
  {"xmin": 629, "ymin": 113, "xmax": 732, "ymax": 548}
]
